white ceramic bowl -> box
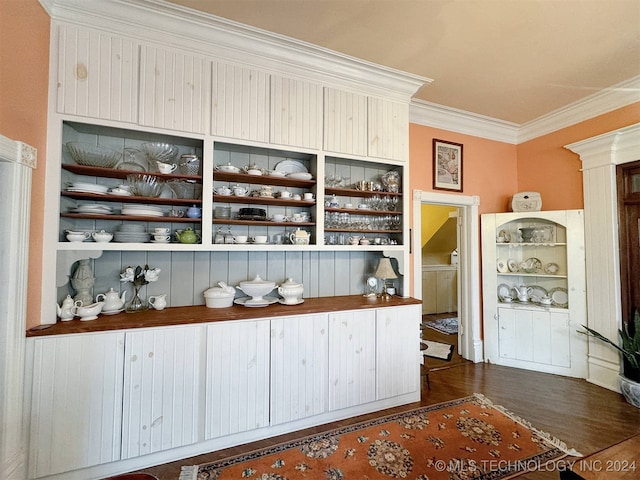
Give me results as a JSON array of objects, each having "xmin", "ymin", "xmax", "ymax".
[{"xmin": 203, "ymin": 283, "xmax": 236, "ymax": 308}]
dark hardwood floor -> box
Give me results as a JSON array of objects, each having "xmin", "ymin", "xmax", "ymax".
[{"xmin": 130, "ymin": 363, "xmax": 640, "ymax": 480}]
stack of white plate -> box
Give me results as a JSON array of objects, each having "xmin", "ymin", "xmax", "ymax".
[
  {"xmin": 66, "ymin": 182, "xmax": 109, "ymax": 194},
  {"xmin": 113, "ymin": 224, "xmax": 150, "ymax": 243},
  {"xmin": 71, "ymin": 204, "xmax": 114, "ymax": 215},
  {"xmin": 121, "ymin": 203, "xmax": 164, "ymax": 217}
]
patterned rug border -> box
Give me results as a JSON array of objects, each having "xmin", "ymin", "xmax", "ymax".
[
  {"xmin": 179, "ymin": 393, "xmax": 581, "ymax": 480},
  {"xmin": 423, "ymin": 317, "xmax": 459, "ymax": 335}
]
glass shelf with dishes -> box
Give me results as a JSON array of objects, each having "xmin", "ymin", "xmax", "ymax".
[
  {"xmin": 59, "ymin": 121, "xmax": 205, "ymax": 246},
  {"xmin": 323, "ymin": 156, "xmax": 403, "ymax": 246},
  {"xmin": 211, "ymin": 142, "xmax": 317, "ymax": 245}
]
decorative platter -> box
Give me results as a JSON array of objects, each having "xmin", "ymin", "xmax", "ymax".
[
  {"xmin": 496, "ymin": 258, "xmax": 509, "ymax": 273},
  {"xmin": 549, "ymin": 287, "xmax": 569, "ymax": 308},
  {"xmin": 507, "ymin": 258, "xmax": 519, "ymax": 272},
  {"xmin": 274, "ymin": 160, "xmax": 308, "ymax": 174},
  {"xmin": 519, "ymin": 257, "xmax": 542, "ymax": 274},
  {"xmin": 544, "ymin": 262, "xmax": 560, "ymax": 275},
  {"xmin": 528, "ymin": 285, "xmax": 548, "ymax": 303}
]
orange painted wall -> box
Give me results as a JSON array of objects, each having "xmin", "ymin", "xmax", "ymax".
[
  {"xmin": 0, "ymin": 0, "xmax": 50, "ymax": 327},
  {"xmin": 517, "ymin": 103, "xmax": 640, "ymax": 210}
]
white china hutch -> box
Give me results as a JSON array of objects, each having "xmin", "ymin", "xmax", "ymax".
[
  {"xmin": 481, "ymin": 210, "xmax": 588, "ymax": 378},
  {"xmin": 27, "ymin": 1, "xmax": 428, "ymax": 479}
]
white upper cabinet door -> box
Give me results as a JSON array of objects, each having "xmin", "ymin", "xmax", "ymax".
[
  {"xmin": 270, "ymin": 314, "xmax": 328, "ymax": 425},
  {"xmin": 205, "ymin": 320, "xmax": 271, "ymax": 439},
  {"xmin": 328, "ymin": 310, "xmax": 376, "ymax": 411},
  {"xmin": 211, "ymin": 61, "xmax": 270, "ymax": 142},
  {"xmin": 138, "ymin": 45, "xmax": 211, "ymax": 134},
  {"xmin": 28, "ymin": 332, "xmax": 125, "ymax": 478},
  {"xmin": 121, "ymin": 326, "xmax": 205, "ymax": 459},
  {"xmin": 367, "ymin": 97, "xmax": 409, "ymax": 162},
  {"xmin": 270, "ymin": 76, "xmax": 323, "ymax": 149},
  {"xmin": 376, "ymin": 305, "xmax": 420, "ymax": 400},
  {"xmin": 56, "ymin": 24, "xmax": 138, "ymax": 123},
  {"xmin": 323, "ymin": 87, "xmax": 368, "ymax": 157}
]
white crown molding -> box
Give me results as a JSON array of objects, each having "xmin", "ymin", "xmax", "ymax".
[
  {"xmin": 518, "ymin": 76, "xmax": 640, "ymax": 143},
  {"xmin": 38, "ymin": 0, "xmax": 430, "ymax": 100},
  {"xmin": 410, "ymin": 76, "xmax": 640, "ymax": 145},
  {"xmin": 409, "ymin": 100, "xmax": 520, "ymax": 144}
]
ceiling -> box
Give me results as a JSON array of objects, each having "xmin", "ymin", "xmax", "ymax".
[{"xmin": 165, "ymin": 0, "xmax": 640, "ymax": 125}]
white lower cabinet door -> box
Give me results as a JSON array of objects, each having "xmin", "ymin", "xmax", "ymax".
[
  {"xmin": 376, "ymin": 305, "xmax": 420, "ymax": 400},
  {"xmin": 121, "ymin": 326, "xmax": 205, "ymax": 459},
  {"xmin": 270, "ymin": 314, "xmax": 328, "ymax": 425},
  {"xmin": 205, "ymin": 320, "xmax": 271, "ymax": 439},
  {"xmin": 497, "ymin": 308, "xmax": 571, "ymax": 368},
  {"xmin": 328, "ymin": 310, "xmax": 376, "ymax": 411},
  {"xmin": 28, "ymin": 332, "xmax": 125, "ymax": 478}
]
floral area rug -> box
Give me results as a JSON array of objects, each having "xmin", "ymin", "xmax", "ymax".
[
  {"xmin": 179, "ymin": 394, "xmax": 579, "ymax": 480},
  {"xmin": 422, "ymin": 317, "xmax": 459, "ymax": 335}
]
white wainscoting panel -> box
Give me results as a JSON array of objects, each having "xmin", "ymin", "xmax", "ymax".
[
  {"xmin": 28, "ymin": 333, "xmax": 125, "ymax": 478},
  {"xmin": 56, "ymin": 23, "xmax": 138, "ymax": 123},
  {"xmin": 205, "ymin": 320, "xmax": 271, "ymax": 439},
  {"xmin": 328, "ymin": 310, "xmax": 376, "ymax": 411},
  {"xmin": 270, "ymin": 314, "xmax": 328, "ymax": 425}
]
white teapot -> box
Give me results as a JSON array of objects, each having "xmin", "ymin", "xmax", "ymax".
[
  {"xmin": 278, "ymin": 278, "xmax": 304, "ymax": 305},
  {"xmin": 516, "ymin": 285, "xmax": 532, "ymax": 301},
  {"xmin": 96, "ymin": 288, "xmax": 126, "ymax": 313},
  {"xmin": 233, "ymin": 185, "xmax": 248, "ymax": 196},
  {"xmin": 57, "ymin": 295, "xmax": 80, "ymax": 321}
]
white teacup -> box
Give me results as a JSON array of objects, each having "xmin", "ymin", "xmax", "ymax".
[
  {"xmin": 156, "ymin": 161, "xmax": 177, "ymax": 174},
  {"xmin": 233, "ymin": 235, "xmax": 248, "ymax": 244},
  {"xmin": 303, "ymin": 192, "xmax": 314, "ymax": 200},
  {"xmin": 252, "ymin": 235, "xmax": 268, "ymax": 244},
  {"xmin": 154, "ymin": 234, "xmax": 171, "ymax": 242},
  {"xmin": 280, "ymin": 190, "xmax": 291, "ymax": 198},
  {"xmin": 153, "ymin": 227, "xmax": 170, "ymax": 235},
  {"xmin": 271, "ymin": 214, "xmax": 286, "ymax": 222},
  {"xmin": 292, "ymin": 194, "xmax": 302, "ymax": 200}
]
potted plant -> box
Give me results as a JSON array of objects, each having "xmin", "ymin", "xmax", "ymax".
[{"xmin": 580, "ymin": 309, "xmax": 640, "ymax": 407}]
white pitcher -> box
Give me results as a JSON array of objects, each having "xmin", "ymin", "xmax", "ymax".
[{"xmin": 148, "ymin": 294, "xmax": 167, "ymax": 311}]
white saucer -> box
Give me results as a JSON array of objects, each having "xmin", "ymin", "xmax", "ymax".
[
  {"xmin": 278, "ymin": 299, "xmax": 304, "ymax": 306},
  {"xmin": 150, "ymin": 240, "xmax": 170, "ymax": 243},
  {"xmin": 234, "ymin": 296, "xmax": 278, "ymax": 307},
  {"xmin": 79, "ymin": 315, "xmax": 99, "ymax": 321},
  {"xmin": 101, "ymin": 308, "xmax": 124, "ymax": 315}
]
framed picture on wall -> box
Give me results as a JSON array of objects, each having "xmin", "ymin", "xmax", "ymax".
[{"xmin": 433, "ymin": 139, "xmax": 463, "ymax": 192}]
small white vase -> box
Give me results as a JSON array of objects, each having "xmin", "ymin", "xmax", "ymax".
[{"xmin": 619, "ymin": 375, "xmax": 640, "ymax": 408}]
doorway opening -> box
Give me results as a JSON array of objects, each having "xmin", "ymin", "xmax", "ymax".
[{"xmin": 412, "ymin": 190, "xmax": 482, "ymax": 363}]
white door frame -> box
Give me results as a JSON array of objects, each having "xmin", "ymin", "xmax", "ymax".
[{"xmin": 412, "ymin": 190, "xmax": 483, "ymax": 362}]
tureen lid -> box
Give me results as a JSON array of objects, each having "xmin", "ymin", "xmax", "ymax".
[
  {"xmin": 204, "ymin": 281, "xmax": 236, "ymax": 298},
  {"xmin": 239, "ymin": 274, "xmax": 275, "ymax": 287},
  {"xmin": 280, "ymin": 277, "xmax": 302, "ymax": 287}
]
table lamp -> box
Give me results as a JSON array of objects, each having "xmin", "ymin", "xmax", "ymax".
[{"xmin": 374, "ymin": 257, "xmax": 398, "ymax": 298}]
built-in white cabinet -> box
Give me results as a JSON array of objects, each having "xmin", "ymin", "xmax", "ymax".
[
  {"xmin": 28, "ymin": 332, "xmax": 125, "ymax": 478},
  {"xmin": 138, "ymin": 46, "xmax": 211, "ymax": 134},
  {"xmin": 481, "ymin": 210, "xmax": 587, "ymax": 377},
  {"xmin": 56, "ymin": 24, "xmax": 139, "ymax": 123},
  {"xmin": 121, "ymin": 326, "xmax": 205, "ymax": 459},
  {"xmin": 205, "ymin": 320, "xmax": 271, "ymax": 439},
  {"xmin": 270, "ymin": 314, "xmax": 328, "ymax": 425},
  {"xmin": 28, "ymin": 303, "xmax": 418, "ymax": 479},
  {"xmin": 211, "ymin": 61, "xmax": 270, "ymax": 143},
  {"xmin": 376, "ymin": 305, "xmax": 420, "ymax": 399},
  {"xmin": 328, "ymin": 310, "xmax": 377, "ymax": 410},
  {"xmin": 323, "ymin": 88, "xmax": 368, "ymax": 157}
]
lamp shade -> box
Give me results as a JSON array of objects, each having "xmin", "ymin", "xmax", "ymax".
[{"xmin": 374, "ymin": 257, "xmax": 397, "ymax": 279}]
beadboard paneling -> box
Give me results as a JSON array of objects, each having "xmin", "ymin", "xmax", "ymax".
[
  {"xmin": 139, "ymin": 46, "xmax": 210, "ymax": 134},
  {"xmin": 270, "ymin": 314, "xmax": 328, "ymax": 424},
  {"xmin": 121, "ymin": 326, "xmax": 204, "ymax": 458},
  {"xmin": 28, "ymin": 333, "xmax": 125, "ymax": 478},
  {"xmin": 205, "ymin": 320, "xmax": 271, "ymax": 438},
  {"xmin": 323, "ymin": 88, "xmax": 367, "ymax": 157},
  {"xmin": 56, "ymin": 24, "xmax": 138, "ymax": 123}
]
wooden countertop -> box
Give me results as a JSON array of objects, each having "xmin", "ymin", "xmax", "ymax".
[{"xmin": 28, "ymin": 295, "xmax": 421, "ymax": 337}]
